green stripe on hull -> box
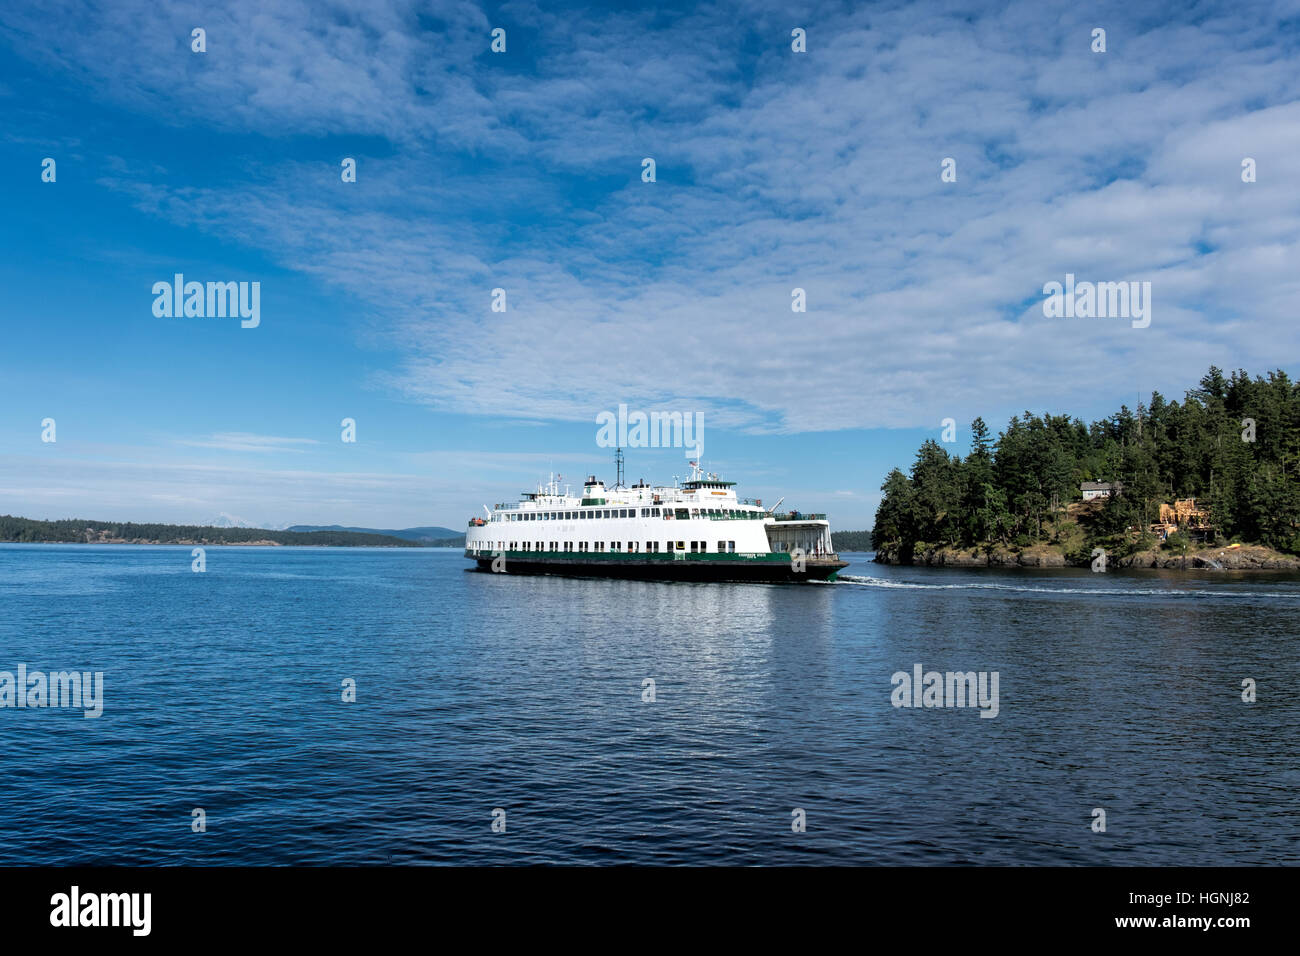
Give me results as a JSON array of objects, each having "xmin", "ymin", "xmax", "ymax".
[{"xmin": 465, "ymin": 549, "xmax": 848, "ymax": 582}]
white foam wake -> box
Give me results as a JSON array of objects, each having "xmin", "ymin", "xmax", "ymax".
[{"xmin": 835, "ymin": 574, "xmax": 1298, "ymax": 599}]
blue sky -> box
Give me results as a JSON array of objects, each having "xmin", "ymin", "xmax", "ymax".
[{"xmin": 1, "ymin": 0, "xmax": 1298, "ymax": 531}]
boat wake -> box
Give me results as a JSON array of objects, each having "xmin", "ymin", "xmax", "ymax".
[{"xmin": 835, "ymin": 574, "xmax": 1295, "ymax": 599}]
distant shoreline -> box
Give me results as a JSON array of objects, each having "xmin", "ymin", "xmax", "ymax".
[
  {"xmin": 0, "ymin": 540, "xmax": 458, "ymax": 548},
  {"xmin": 0, "ymin": 515, "xmax": 465, "ymax": 549}
]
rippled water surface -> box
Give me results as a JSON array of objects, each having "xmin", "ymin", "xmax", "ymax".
[{"xmin": 1, "ymin": 544, "xmax": 1297, "ymax": 865}]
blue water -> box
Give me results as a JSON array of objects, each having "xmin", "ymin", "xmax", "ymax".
[{"xmin": 1, "ymin": 543, "xmax": 1297, "ymax": 865}]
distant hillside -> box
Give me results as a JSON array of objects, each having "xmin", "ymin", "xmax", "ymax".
[
  {"xmin": 288, "ymin": 524, "xmax": 463, "ymax": 544},
  {"xmin": 832, "ymin": 530, "xmax": 873, "ymax": 552},
  {"xmin": 0, "ymin": 516, "xmax": 424, "ymax": 547}
]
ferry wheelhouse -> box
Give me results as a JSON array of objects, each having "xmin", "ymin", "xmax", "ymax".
[{"xmin": 464, "ymin": 460, "xmax": 847, "ymax": 582}]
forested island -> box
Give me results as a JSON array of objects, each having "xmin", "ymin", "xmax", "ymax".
[
  {"xmin": 0, "ymin": 516, "xmax": 425, "ymax": 547},
  {"xmin": 873, "ymin": 368, "xmax": 1300, "ymax": 570},
  {"xmin": 831, "ymin": 530, "xmax": 873, "ymax": 552}
]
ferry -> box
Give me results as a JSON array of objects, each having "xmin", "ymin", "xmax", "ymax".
[{"xmin": 464, "ymin": 456, "xmax": 848, "ymax": 582}]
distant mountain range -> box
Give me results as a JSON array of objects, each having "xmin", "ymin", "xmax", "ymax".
[{"xmin": 287, "ymin": 524, "xmax": 464, "ymax": 544}]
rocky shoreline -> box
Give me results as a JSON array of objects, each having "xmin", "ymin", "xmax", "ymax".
[{"xmin": 872, "ymin": 543, "xmax": 1300, "ymax": 571}]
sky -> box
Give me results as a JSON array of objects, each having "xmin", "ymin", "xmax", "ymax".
[{"xmin": 1, "ymin": 0, "xmax": 1298, "ymax": 532}]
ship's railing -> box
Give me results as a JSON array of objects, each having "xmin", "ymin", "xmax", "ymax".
[{"xmin": 771, "ymin": 512, "xmax": 827, "ymax": 521}]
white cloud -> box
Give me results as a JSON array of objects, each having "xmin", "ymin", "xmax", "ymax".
[
  {"xmin": 177, "ymin": 432, "xmax": 323, "ymax": 453},
  {"xmin": 4, "ymin": 0, "xmax": 1298, "ymax": 439}
]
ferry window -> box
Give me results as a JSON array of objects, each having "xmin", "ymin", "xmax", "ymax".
[
  {"xmin": 717, "ymin": 540, "xmax": 725, "ymax": 552},
  {"xmin": 728, "ymin": 541, "xmax": 736, "ymax": 552},
  {"xmin": 621, "ymin": 509, "xmax": 630, "ymax": 518},
  {"xmin": 675, "ymin": 508, "xmax": 688, "ymax": 520},
  {"xmin": 676, "ymin": 541, "xmax": 685, "ymax": 550},
  {"xmin": 691, "ymin": 509, "xmax": 699, "ymax": 517},
  {"xmin": 652, "ymin": 508, "xmax": 660, "ymax": 516}
]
